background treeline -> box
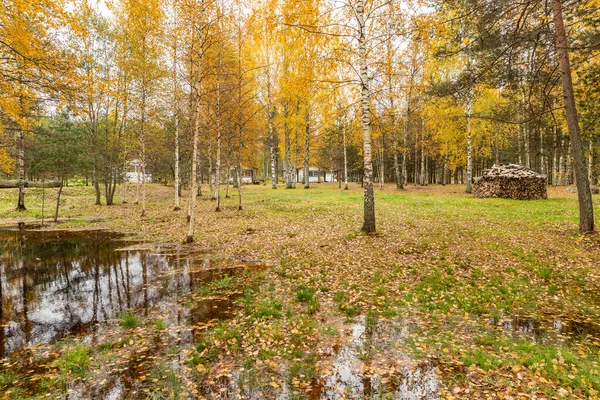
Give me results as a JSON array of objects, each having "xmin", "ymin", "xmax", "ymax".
[{"xmin": 0, "ymin": 0, "xmax": 598, "ymax": 204}]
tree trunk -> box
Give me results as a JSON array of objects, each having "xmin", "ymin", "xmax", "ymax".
[
  {"xmin": 379, "ymin": 135, "xmax": 385, "ymax": 190},
  {"xmin": 343, "ymin": 119, "xmax": 349, "ymax": 190},
  {"xmin": 225, "ymin": 164, "xmax": 231, "ymax": 199},
  {"xmin": 540, "ymin": 127, "xmax": 545, "ymax": 175},
  {"xmin": 173, "ymin": 28, "xmax": 181, "ymax": 211},
  {"xmin": 187, "ymin": 98, "xmax": 201, "ymax": 243},
  {"xmin": 304, "ymin": 105, "xmax": 310, "ymax": 189},
  {"xmin": 293, "ymin": 101, "xmax": 299, "ymax": 188},
  {"xmin": 466, "ymin": 98, "xmax": 473, "ymax": 193},
  {"xmin": 284, "ymin": 102, "xmax": 293, "ymax": 189},
  {"xmin": 54, "ymin": 182, "xmax": 63, "ymax": 222},
  {"xmin": 237, "ymin": 162, "xmax": 243, "ymax": 211},
  {"xmin": 566, "ymin": 140, "xmax": 572, "ymax": 185},
  {"xmin": 215, "ymin": 82, "xmax": 222, "ymax": 212},
  {"xmin": 553, "ymin": 0, "xmax": 594, "ymax": 233},
  {"xmin": 420, "ymin": 119, "xmax": 426, "ymax": 186},
  {"xmin": 209, "ymin": 143, "xmax": 215, "ymax": 199},
  {"xmin": 559, "ymin": 137, "xmax": 565, "ymax": 186},
  {"xmin": 402, "ymin": 100, "xmax": 410, "ymax": 188},
  {"xmin": 269, "ymin": 108, "xmax": 277, "ymax": 189},
  {"xmin": 553, "ymin": 125, "xmax": 559, "ymax": 185},
  {"xmin": 357, "ymin": 0, "xmax": 375, "ymax": 233},
  {"xmin": 16, "ymin": 128, "xmax": 26, "ymax": 210},
  {"xmin": 135, "ymin": 167, "xmax": 140, "ymax": 204},
  {"xmin": 140, "ymin": 82, "xmax": 147, "ymax": 217},
  {"xmin": 197, "ymin": 158, "xmax": 202, "ymax": 197},
  {"xmin": 589, "ymin": 137, "xmax": 594, "ymax": 185}
]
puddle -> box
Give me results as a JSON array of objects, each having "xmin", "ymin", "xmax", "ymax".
[
  {"xmin": 499, "ymin": 315, "xmax": 600, "ymax": 342},
  {"xmin": 316, "ymin": 316, "xmax": 439, "ymax": 400},
  {"xmin": 0, "ymin": 226, "xmax": 267, "ymax": 358}
]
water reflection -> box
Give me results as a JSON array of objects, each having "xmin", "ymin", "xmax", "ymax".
[
  {"xmin": 0, "ymin": 227, "xmax": 254, "ymax": 358},
  {"xmin": 500, "ymin": 315, "xmax": 600, "ymax": 341},
  {"xmin": 320, "ymin": 317, "xmax": 439, "ymax": 400}
]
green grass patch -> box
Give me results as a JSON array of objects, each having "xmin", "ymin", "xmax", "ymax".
[
  {"xmin": 118, "ymin": 309, "xmax": 141, "ymax": 328},
  {"xmin": 58, "ymin": 344, "xmax": 90, "ymax": 378}
]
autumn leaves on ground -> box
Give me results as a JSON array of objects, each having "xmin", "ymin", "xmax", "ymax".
[{"xmin": 1, "ymin": 183, "xmax": 600, "ymax": 400}]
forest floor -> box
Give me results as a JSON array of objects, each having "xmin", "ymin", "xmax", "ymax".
[{"xmin": 1, "ymin": 182, "xmax": 600, "ymax": 399}]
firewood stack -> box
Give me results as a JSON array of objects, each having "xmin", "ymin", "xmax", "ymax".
[{"xmin": 473, "ymin": 164, "xmax": 548, "ymax": 200}]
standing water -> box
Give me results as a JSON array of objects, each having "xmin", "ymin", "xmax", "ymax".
[{"xmin": 0, "ymin": 226, "xmax": 259, "ymax": 358}]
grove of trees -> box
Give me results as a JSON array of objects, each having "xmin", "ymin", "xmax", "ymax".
[{"xmin": 1, "ymin": 0, "xmax": 598, "ymax": 234}]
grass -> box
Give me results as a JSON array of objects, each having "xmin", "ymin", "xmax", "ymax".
[
  {"xmin": 2, "ymin": 183, "xmax": 600, "ymax": 398},
  {"xmin": 118, "ymin": 309, "xmax": 141, "ymax": 328},
  {"xmin": 252, "ymin": 298, "xmax": 283, "ymax": 319},
  {"xmin": 215, "ymin": 274, "xmax": 234, "ymax": 287},
  {"xmin": 147, "ymin": 364, "xmax": 183, "ymax": 398},
  {"xmin": 57, "ymin": 344, "xmax": 90, "ymax": 378}
]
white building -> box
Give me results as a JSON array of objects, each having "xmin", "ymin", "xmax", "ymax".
[
  {"xmin": 126, "ymin": 160, "xmax": 152, "ymax": 183},
  {"xmin": 296, "ymin": 167, "xmax": 338, "ymax": 183}
]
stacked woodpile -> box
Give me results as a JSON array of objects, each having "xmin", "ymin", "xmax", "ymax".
[{"xmin": 473, "ymin": 164, "xmax": 548, "ymax": 200}]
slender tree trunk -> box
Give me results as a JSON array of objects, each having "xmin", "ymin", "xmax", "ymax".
[
  {"xmin": 215, "ymin": 82, "xmax": 222, "ymax": 212},
  {"xmin": 187, "ymin": 97, "xmax": 201, "ymax": 243},
  {"xmin": 553, "ymin": 0, "xmax": 594, "ymax": 233},
  {"xmin": 566, "ymin": 140, "xmax": 572, "ymax": 185},
  {"xmin": 237, "ymin": 162, "xmax": 243, "ymax": 211},
  {"xmin": 540, "ymin": 128, "xmax": 545, "ymax": 175},
  {"xmin": 518, "ymin": 125, "xmax": 523, "ymax": 165},
  {"xmin": 357, "ymin": 0, "xmax": 375, "ymax": 233},
  {"xmin": 135, "ymin": 167, "xmax": 140, "ymax": 203},
  {"xmin": 54, "ymin": 182, "xmax": 63, "ymax": 222},
  {"xmin": 293, "ymin": 100, "xmax": 299, "ymax": 188},
  {"xmin": 522, "ymin": 91, "xmax": 530, "ymax": 168},
  {"xmin": 553, "ymin": 126, "xmax": 559, "ymax": 185},
  {"xmin": 442, "ymin": 151, "xmax": 448, "ymax": 185},
  {"xmin": 559, "ymin": 137, "xmax": 566, "ymax": 186},
  {"xmin": 225, "ymin": 164, "xmax": 231, "ymax": 199},
  {"xmin": 379, "ymin": 148, "xmax": 385, "ymax": 190},
  {"xmin": 420, "ymin": 119, "xmax": 426, "ymax": 186},
  {"xmin": 140, "ymin": 119, "xmax": 146, "ymax": 216},
  {"xmin": 93, "ymin": 141, "xmax": 101, "ymax": 206},
  {"xmin": 466, "ymin": 98, "xmax": 473, "ymax": 193},
  {"xmin": 304, "ymin": 106, "xmax": 310, "ymax": 189},
  {"xmin": 269, "ymin": 109, "xmax": 277, "ymax": 189},
  {"xmin": 41, "ymin": 180, "xmax": 45, "ymax": 226},
  {"xmin": 173, "ymin": 12, "xmax": 180, "ymax": 212},
  {"xmin": 414, "ymin": 140, "xmax": 418, "ymax": 185},
  {"xmin": 402, "ymin": 103, "xmax": 410, "ymax": 188},
  {"xmin": 284, "ymin": 102, "xmax": 293, "ymax": 189},
  {"xmin": 209, "ymin": 142, "xmax": 215, "ymax": 199},
  {"xmin": 197, "ymin": 158, "xmax": 202, "ymax": 196},
  {"xmin": 16, "ymin": 127, "xmax": 26, "ymax": 210},
  {"xmin": 589, "ymin": 137, "xmax": 594, "ymax": 185},
  {"xmin": 343, "ymin": 120, "xmax": 349, "ymax": 190}
]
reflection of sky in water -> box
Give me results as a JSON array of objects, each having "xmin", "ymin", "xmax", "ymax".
[
  {"xmin": 0, "ymin": 230, "xmax": 202, "ymax": 356},
  {"xmin": 323, "ymin": 316, "xmax": 439, "ymax": 400}
]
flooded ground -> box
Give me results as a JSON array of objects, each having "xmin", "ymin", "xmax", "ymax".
[
  {"xmin": 0, "ymin": 226, "xmax": 256, "ymax": 358},
  {"xmin": 0, "ymin": 226, "xmax": 446, "ymax": 399},
  {"xmin": 0, "ymin": 226, "xmax": 274, "ymax": 398},
  {"xmin": 316, "ymin": 316, "xmax": 439, "ymax": 400},
  {"xmin": 4, "ymin": 225, "xmax": 596, "ymax": 399}
]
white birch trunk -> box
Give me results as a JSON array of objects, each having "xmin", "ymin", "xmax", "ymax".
[
  {"xmin": 343, "ymin": 120, "xmax": 348, "ymax": 190},
  {"xmin": 357, "ymin": 0, "xmax": 375, "ymax": 233},
  {"xmin": 187, "ymin": 97, "xmax": 201, "ymax": 243},
  {"xmin": 465, "ymin": 98, "xmax": 473, "ymax": 193}
]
